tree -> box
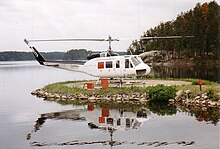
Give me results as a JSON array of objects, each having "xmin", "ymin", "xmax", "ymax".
[{"xmin": 128, "ymin": 1, "xmax": 219, "ymax": 62}]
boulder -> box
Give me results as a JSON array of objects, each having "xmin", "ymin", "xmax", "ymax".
[{"xmin": 168, "ymin": 99, "xmax": 175, "ymax": 103}]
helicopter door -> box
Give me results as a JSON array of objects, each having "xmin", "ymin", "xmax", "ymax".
[
  {"xmin": 123, "ymin": 58, "xmax": 135, "ymax": 77},
  {"xmin": 114, "ymin": 60, "xmax": 121, "ymax": 77}
]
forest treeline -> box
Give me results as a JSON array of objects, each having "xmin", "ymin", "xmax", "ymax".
[
  {"xmin": 0, "ymin": 49, "xmax": 87, "ymax": 61},
  {"xmin": 128, "ymin": 1, "xmax": 219, "ymax": 61},
  {"xmin": 0, "ymin": 49, "xmax": 126, "ymax": 61}
]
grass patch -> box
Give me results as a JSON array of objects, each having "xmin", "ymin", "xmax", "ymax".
[
  {"xmin": 43, "ymin": 82, "xmax": 148, "ymax": 96},
  {"xmin": 43, "ymin": 78, "xmax": 220, "ymax": 100}
]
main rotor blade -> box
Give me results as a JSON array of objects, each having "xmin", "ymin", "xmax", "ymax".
[
  {"xmin": 104, "ymin": 39, "xmax": 119, "ymax": 41},
  {"xmin": 141, "ymin": 36, "xmax": 194, "ymax": 40},
  {"xmin": 27, "ymin": 38, "xmax": 120, "ymax": 43},
  {"xmin": 27, "ymin": 38, "xmax": 106, "ymax": 42}
]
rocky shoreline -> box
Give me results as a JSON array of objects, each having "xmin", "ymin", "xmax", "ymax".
[
  {"xmin": 31, "ymin": 89, "xmax": 149, "ymax": 105},
  {"xmin": 169, "ymin": 90, "xmax": 220, "ymax": 108},
  {"xmin": 31, "ymin": 88, "xmax": 220, "ymax": 108}
]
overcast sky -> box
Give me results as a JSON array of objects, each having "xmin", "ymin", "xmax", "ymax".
[{"xmin": 0, "ymin": 0, "xmax": 216, "ymax": 52}]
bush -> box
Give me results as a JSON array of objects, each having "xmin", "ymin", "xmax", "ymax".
[
  {"xmin": 148, "ymin": 84, "xmax": 177, "ymax": 102},
  {"xmin": 207, "ymin": 89, "xmax": 220, "ymax": 101}
]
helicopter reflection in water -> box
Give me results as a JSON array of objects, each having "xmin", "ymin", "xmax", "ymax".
[
  {"xmin": 27, "ymin": 104, "xmax": 201, "ymax": 147},
  {"xmin": 27, "ymin": 105, "xmax": 151, "ymax": 146}
]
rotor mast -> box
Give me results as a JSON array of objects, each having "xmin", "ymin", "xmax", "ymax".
[{"xmin": 105, "ymin": 35, "xmax": 119, "ymax": 52}]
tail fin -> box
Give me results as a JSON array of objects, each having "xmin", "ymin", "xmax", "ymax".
[
  {"xmin": 24, "ymin": 39, "xmax": 45, "ymax": 65},
  {"xmin": 32, "ymin": 47, "xmax": 45, "ymax": 65}
]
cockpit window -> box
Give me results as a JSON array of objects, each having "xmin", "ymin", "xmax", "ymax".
[
  {"xmin": 130, "ymin": 62, "xmax": 133, "ymax": 68},
  {"xmin": 131, "ymin": 57, "xmax": 141, "ymax": 66},
  {"xmin": 125, "ymin": 59, "xmax": 134, "ymax": 68}
]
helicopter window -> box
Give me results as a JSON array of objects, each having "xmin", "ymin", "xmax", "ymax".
[
  {"xmin": 98, "ymin": 62, "xmax": 104, "ymax": 69},
  {"xmin": 131, "ymin": 57, "xmax": 141, "ymax": 66},
  {"xmin": 106, "ymin": 61, "xmax": 113, "ymax": 68},
  {"xmin": 125, "ymin": 59, "xmax": 129, "ymax": 68},
  {"xmin": 117, "ymin": 118, "xmax": 121, "ymax": 126},
  {"xmin": 107, "ymin": 118, "xmax": 114, "ymax": 125},
  {"xmin": 126, "ymin": 118, "xmax": 131, "ymax": 128},
  {"xmin": 130, "ymin": 61, "xmax": 133, "ymax": 68},
  {"xmin": 116, "ymin": 60, "xmax": 120, "ymax": 68}
]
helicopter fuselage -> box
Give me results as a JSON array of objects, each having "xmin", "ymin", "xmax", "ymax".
[{"xmin": 81, "ymin": 55, "xmax": 151, "ymax": 78}]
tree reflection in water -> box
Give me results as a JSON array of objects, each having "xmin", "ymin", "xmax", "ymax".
[
  {"xmin": 179, "ymin": 105, "xmax": 220, "ymax": 125},
  {"xmin": 147, "ymin": 101, "xmax": 219, "ymax": 125},
  {"xmin": 147, "ymin": 101, "xmax": 177, "ymax": 116}
]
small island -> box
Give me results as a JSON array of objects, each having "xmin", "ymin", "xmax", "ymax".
[{"xmin": 31, "ymin": 78, "xmax": 220, "ymax": 108}]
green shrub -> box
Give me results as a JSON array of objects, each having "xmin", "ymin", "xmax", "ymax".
[
  {"xmin": 207, "ymin": 89, "xmax": 220, "ymax": 101},
  {"xmin": 148, "ymin": 84, "xmax": 177, "ymax": 102}
]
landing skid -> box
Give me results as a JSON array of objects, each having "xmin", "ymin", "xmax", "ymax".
[{"xmin": 111, "ymin": 78, "xmax": 123, "ymax": 88}]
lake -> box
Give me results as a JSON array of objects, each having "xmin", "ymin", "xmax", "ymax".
[
  {"xmin": 151, "ymin": 65, "xmax": 220, "ymax": 83},
  {"xmin": 0, "ymin": 61, "xmax": 219, "ymax": 149}
]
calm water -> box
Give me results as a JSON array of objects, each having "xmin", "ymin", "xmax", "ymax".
[
  {"xmin": 0, "ymin": 61, "xmax": 219, "ymax": 149},
  {"xmin": 151, "ymin": 65, "xmax": 220, "ymax": 83}
]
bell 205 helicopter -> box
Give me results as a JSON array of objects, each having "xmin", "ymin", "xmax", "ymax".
[
  {"xmin": 24, "ymin": 36, "xmax": 151, "ymax": 78},
  {"xmin": 24, "ymin": 35, "xmax": 194, "ymax": 79}
]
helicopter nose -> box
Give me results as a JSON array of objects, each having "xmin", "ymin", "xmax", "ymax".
[
  {"xmin": 145, "ymin": 65, "xmax": 151, "ymax": 75},
  {"xmin": 136, "ymin": 64, "xmax": 151, "ymax": 76}
]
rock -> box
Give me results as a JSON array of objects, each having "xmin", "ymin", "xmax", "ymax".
[
  {"xmin": 54, "ymin": 94, "xmax": 60, "ymax": 99},
  {"xmin": 116, "ymin": 97, "xmax": 121, "ymax": 101},
  {"xmin": 116, "ymin": 101, "xmax": 121, "ymax": 104},
  {"xmin": 185, "ymin": 90, "xmax": 192, "ymax": 94},
  {"xmin": 201, "ymin": 100, "xmax": 206, "ymax": 104},
  {"xmin": 48, "ymin": 94, "xmax": 55, "ymax": 98},
  {"xmin": 185, "ymin": 99, "xmax": 190, "ymax": 105},
  {"xmin": 89, "ymin": 99, "xmax": 96, "ymax": 103},
  {"xmin": 176, "ymin": 90, "xmax": 183, "ymax": 96},
  {"xmin": 209, "ymin": 102, "xmax": 216, "ymax": 107},
  {"xmin": 140, "ymin": 98, "xmax": 148, "ymax": 104},
  {"xmin": 104, "ymin": 97, "xmax": 111, "ymax": 101},
  {"xmin": 61, "ymin": 95, "xmax": 67, "ymax": 99},
  {"xmin": 69, "ymin": 98, "xmax": 75, "ymax": 101},
  {"xmin": 194, "ymin": 96, "xmax": 201, "ymax": 100},
  {"xmin": 202, "ymin": 94, "xmax": 208, "ymax": 99},
  {"xmin": 31, "ymin": 90, "xmax": 37, "ymax": 95},
  {"xmin": 175, "ymin": 91, "xmax": 184, "ymax": 101},
  {"xmin": 168, "ymin": 99, "xmax": 175, "ymax": 103},
  {"xmin": 129, "ymin": 98, "xmax": 139, "ymax": 102}
]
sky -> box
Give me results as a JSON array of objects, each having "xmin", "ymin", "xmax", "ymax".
[{"xmin": 0, "ymin": 0, "xmax": 217, "ymax": 52}]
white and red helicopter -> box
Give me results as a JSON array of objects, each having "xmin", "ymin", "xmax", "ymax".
[
  {"xmin": 24, "ymin": 35, "xmax": 194, "ymax": 79},
  {"xmin": 24, "ymin": 36, "xmax": 151, "ymax": 79}
]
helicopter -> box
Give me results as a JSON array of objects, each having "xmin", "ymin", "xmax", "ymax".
[
  {"xmin": 24, "ymin": 35, "xmax": 194, "ymax": 79},
  {"xmin": 24, "ymin": 36, "xmax": 151, "ymax": 78}
]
